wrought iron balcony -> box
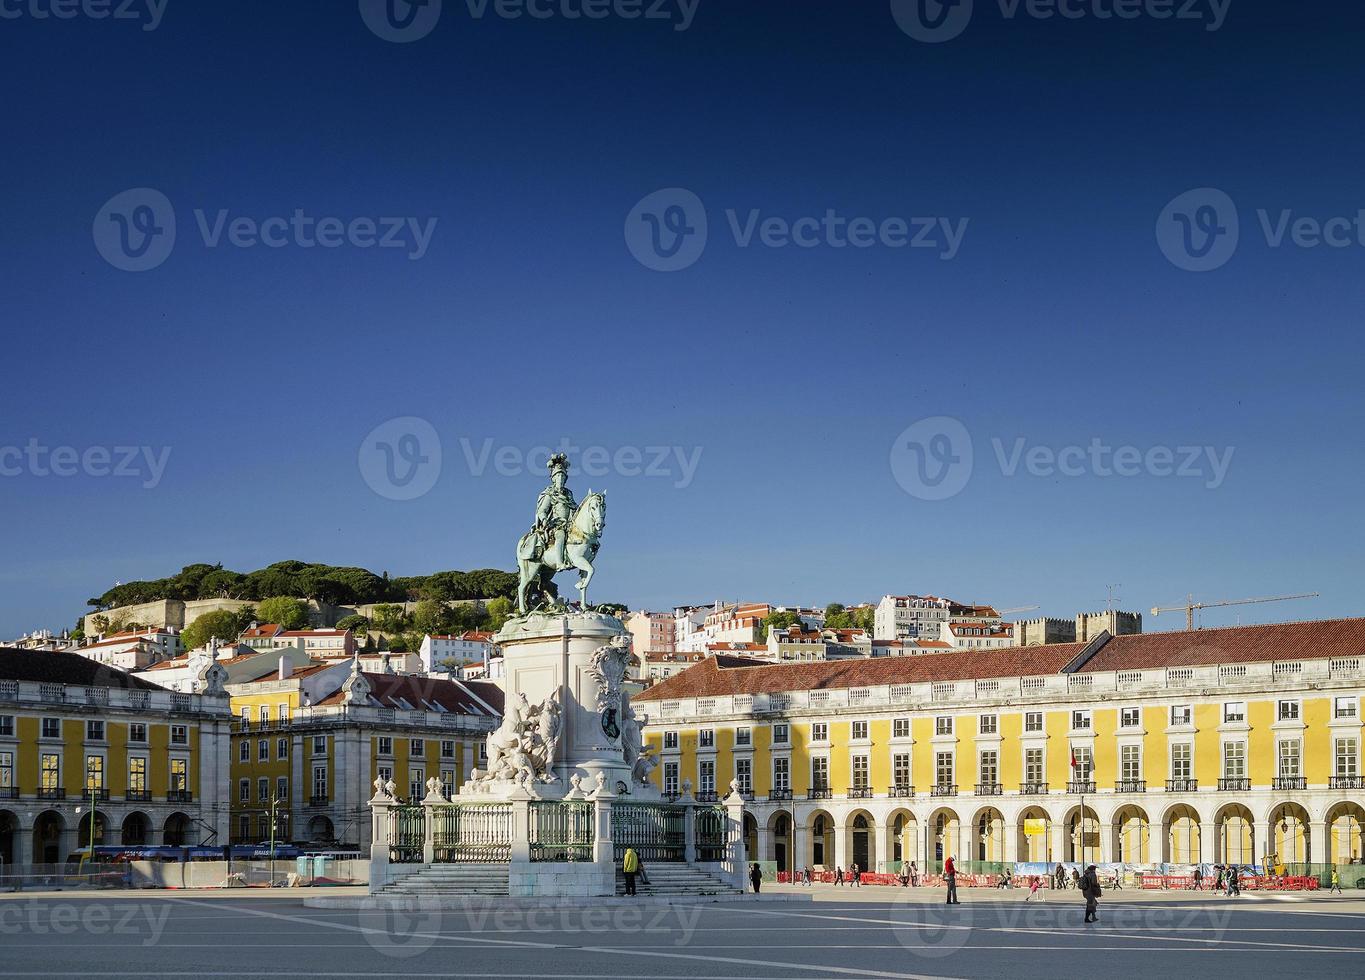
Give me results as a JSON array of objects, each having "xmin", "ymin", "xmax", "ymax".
[
  {"xmin": 38, "ymin": 786, "xmax": 65, "ymax": 800},
  {"xmin": 1330, "ymin": 775, "xmax": 1365, "ymax": 790},
  {"xmin": 1165, "ymin": 778, "xmax": 1198, "ymax": 792},
  {"xmin": 806, "ymin": 787, "xmax": 832, "ymax": 800},
  {"xmin": 1115, "ymin": 779, "xmax": 1146, "ymax": 794},
  {"xmin": 930, "ymin": 783, "xmax": 958, "ymax": 797},
  {"xmin": 1020, "ymin": 781, "xmax": 1049, "ymax": 795},
  {"xmin": 888, "ymin": 783, "xmax": 915, "ymax": 798},
  {"xmin": 0, "ymin": 786, "xmax": 17, "ymax": 800},
  {"xmin": 847, "ymin": 786, "xmax": 873, "ymax": 799},
  {"xmin": 1217, "ymin": 777, "xmax": 1251, "ymax": 792},
  {"xmin": 1067, "ymin": 781, "xmax": 1096, "ymax": 794},
  {"xmin": 769, "ymin": 788, "xmax": 792, "ymax": 801},
  {"xmin": 167, "ymin": 789, "xmax": 194, "ymax": 803},
  {"xmin": 1272, "ymin": 776, "xmax": 1306, "ymax": 791},
  {"xmin": 308, "ymin": 795, "xmax": 330, "ymax": 807},
  {"xmin": 125, "ymin": 790, "xmax": 151, "ymax": 802},
  {"xmin": 695, "ymin": 790, "xmax": 718, "ymax": 803},
  {"xmin": 85, "ymin": 788, "xmax": 110, "ymax": 801},
  {"xmin": 974, "ymin": 782, "xmax": 1002, "ymax": 796}
]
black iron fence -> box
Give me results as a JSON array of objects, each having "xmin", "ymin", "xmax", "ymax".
[
  {"xmin": 694, "ymin": 805, "xmax": 728, "ymax": 862},
  {"xmin": 431, "ymin": 803, "xmax": 513, "ymax": 863},
  {"xmin": 611, "ymin": 802, "xmax": 685, "ymax": 862},
  {"xmin": 390, "ymin": 805, "xmax": 425, "ymax": 864},
  {"xmin": 529, "ymin": 801, "xmax": 594, "ymax": 863}
]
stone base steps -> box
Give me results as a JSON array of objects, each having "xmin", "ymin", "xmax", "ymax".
[
  {"xmin": 617, "ymin": 865, "xmax": 738, "ymax": 896},
  {"xmin": 380, "ymin": 864, "xmax": 510, "ymax": 897}
]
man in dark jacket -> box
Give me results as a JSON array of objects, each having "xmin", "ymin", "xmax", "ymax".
[
  {"xmin": 1081, "ymin": 864, "xmax": 1101, "ymax": 923},
  {"xmin": 944, "ymin": 855, "xmax": 960, "ymax": 905},
  {"xmin": 750, "ymin": 863, "xmax": 762, "ymax": 894}
]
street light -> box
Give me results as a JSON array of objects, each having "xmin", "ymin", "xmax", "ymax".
[{"xmin": 267, "ymin": 792, "xmax": 289, "ymax": 886}]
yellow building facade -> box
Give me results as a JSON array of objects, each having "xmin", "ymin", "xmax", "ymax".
[{"xmin": 637, "ymin": 619, "xmax": 1365, "ymax": 874}]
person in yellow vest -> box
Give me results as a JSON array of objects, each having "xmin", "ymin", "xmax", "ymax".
[{"xmin": 622, "ymin": 847, "xmax": 640, "ymax": 896}]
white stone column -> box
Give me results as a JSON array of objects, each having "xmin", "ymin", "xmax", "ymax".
[
  {"xmin": 1051, "ymin": 822, "xmax": 1067, "ymax": 865},
  {"xmin": 368, "ymin": 797, "xmax": 391, "ymax": 896},
  {"xmin": 1312, "ymin": 821, "xmax": 1329, "ymax": 866},
  {"xmin": 833, "ymin": 821, "xmax": 849, "ymax": 871},
  {"xmin": 1200, "ymin": 818, "xmax": 1217, "ymax": 865},
  {"xmin": 756, "ymin": 825, "xmax": 772, "ymax": 866},
  {"xmin": 873, "ymin": 820, "xmax": 888, "ymax": 873},
  {"xmin": 1097, "ymin": 823, "xmax": 1112, "ymax": 864},
  {"xmin": 792, "ymin": 819, "xmax": 807, "ymax": 874}
]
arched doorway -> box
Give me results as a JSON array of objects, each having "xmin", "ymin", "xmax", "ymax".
[
  {"xmin": 1017, "ymin": 806, "xmax": 1051, "ymax": 862},
  {"xmin": 163, "ymin": 812, "xmax": 192, "ymax": 847},
  {"xmin": 1327, "ymin": 801, "xmax": 1365, "ymax": 866},
  {"xmin": 121, "ymin": 812, "xmax": 151, "ymax": 846},
  {"xmin": 887, "ymin": 809, "xmax": 916, "ymax": 870},
  {"xmin": 928, "ymin": 807, "xmax": 959, "ymax": 873},
  {"xmin": 1216, "ymin": 803, "xmax": 1255, "ymax": 865},
  {"xmin": 973, "ymin": 807, "xmax": 1005, "ymax": 863},
  {"xmin": 741, "ymin": 812, "xmax": 758, "ymax": 864},
  {"xmin": 33, "ymin": 810, "xmax": 65, "ymax": 866},
  {"xmin": 1268, "ymin": 802, "xmax": 1310, "ymax": 865},
  {"xmin": 848, "ymin": 811, "xmax": 872, "ymax": 870},
  {"xmin": 769, "ymin": 812, "xmax": 792, "ymax": 874},
  {"xmin": 0, "ymin": 810, "xmax": 17, "ymax": 864},
  {"xmin": 306, "ymin": 815, "xmax": 335, "ymax": 843},
  {"xmin": 1163, "ymin": 804, "xmax": 1201, "ymax": 863},
  {"xmin": 1064, "ymin": 805, "xmax": 1100, "ymax": 863},
  {"xmin": 1112, "ymin": 805, "xmax": 1150, "ymax": 864},
  {"xmin": 809, "ymin": 811, "xmax": 833, "ymax": 869},
  {"xmin": 77, "ymin": 810, "xmax": 109, "ymax": 852}
]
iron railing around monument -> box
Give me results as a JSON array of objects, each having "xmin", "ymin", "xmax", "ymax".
[
  {"xmin": 390, "ymin": 805, "xmax": 426, "ymax": 864},
  {"xmin": 694, "ymin": 805, "xmax": 729, "ymax": 863},
  {"xmin": 432, "ymin": 803, "xmax": 514, "ymax": 862},
  {"xmin": 612, "ymin": 802, "xmax": 686, "ymax": 862},
  {"xmin": 529, "ymin": 800, "xmax": 594, "ymax": 863}
]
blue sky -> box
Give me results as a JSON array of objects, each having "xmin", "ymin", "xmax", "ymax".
[{"xmin": 1, "ymin": 1, "xmax": 1362, "ymax": 637}]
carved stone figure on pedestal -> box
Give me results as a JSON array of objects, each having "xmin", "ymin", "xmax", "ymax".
[{"xmin": 515, "ymin": 453, "xmax": 607, "ymax": 613}]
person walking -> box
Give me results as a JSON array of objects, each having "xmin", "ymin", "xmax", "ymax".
[
  {"xmin": 750, "ymin": 862, "xmax": 763, "ymax": 894},
  {"xmin": 835, "ymin": 866, "xmax": 845, "ymax": 886},
  {"xmin": 1055, "ymin": 863, "xmax": 1066, "ymax": 891},
  {"xmin": 622, "ymin": 847, "xmax": 640, "ymax": 897},
  {"xmin": 1193, "ymin": 865, "xmax": 1203, "ymax": 891},
  {"xmin": 850, "ymin": 862, "xmax": 861, "ymax": 888},
  {"xmin": 944, "ymin": 855, "xmax": 960, "ymax": 905},
  {"xmin": 1026, "ymin": 875, "xmax": 1043, "ymax": 902},
  {"xmin": 1330, "ymin": 868, "xmax": 1343, "ymax": 894},
  {"xmin": 1081, "ymin": 864, "xmax": 1101, "ymax": 923},
  {"xmin": 909, "ymin": 861, "xmax": 919, "ymax": 887}
]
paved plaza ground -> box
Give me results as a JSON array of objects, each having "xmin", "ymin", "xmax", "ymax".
[{"xmin": 2, "ymin": 883, "xmax": 1362, "ymax": 979}]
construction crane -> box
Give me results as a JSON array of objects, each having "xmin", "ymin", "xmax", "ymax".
[
  {"xmin": 1150, "ymin": 593, "xmax": 1320, "ymax": 631},
  {"xmin": 997, "ymin": 605, "xmax": 1040, "ymax": 615}
]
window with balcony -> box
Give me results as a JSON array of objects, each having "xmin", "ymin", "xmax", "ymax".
[
  {"xmin": 1336, "ymin": 737, "xmax": 1359, "ymax": 778},
  {"xmin": 735, "ymin": 758, "xmax": 752, "ymax": 795},
  {"xmin": 1223, "ymin": 702, "xmax": 1246, "ymax": 724},
  {"xmin": 85, "ymin": 755, "xmax": 104, "ymax": 794},
  {"xmin": 892, "ymin": 752, "xmax": 910, "ymax": 789},
  {"xmin": 811, "ymin": 757, "xmax": 829, "ymax": 791},
  {"xmin": 1072, "ymin": 746, "xmax": 1093, "ymax": 781},
  {"xmin": 1277, "ymin": 700, "xmax": 1300, "ymax": 722},
  {"xmin": 1120, "ymin": 707, "xmax": 1140, "ymax": 729},
  {"xmin": 1120, "ymin": 744, "xmax": 1141, "ymax": 783},
  {"xmin": 663, "ymin": 762, "xmax": 679, "ymax": 795},
  {"xmin": 979, "ymin": 714, "xmax": 998, "ymax": 735},
  {"xmin": 1071, "ymin": 710, "xmax": 1091, "ymax": 731},
  {"xmin": 1335, "ymin": 697, "xmax": 1359, "ymax": 719},
  {"xmin": 313, "ymin": 766, "xmax": 328, "ymax": 801},
  {"xmin": 1171, "ymin": 704, "xmax": 1192, "ymax": 726},
  {"xmin": 934, "ymin": 751, "xmax": 954, "ymax": 789},
  {"xmin": 978, "ymin": 749, "xmax": 998, "ymax": 789},
  {"xmin": 699, "ymin": 760, "xmax": 715, "ymax": 794},
  {"xmin": 773, "ymin": 757, "xmax": 790, "ymax": 792},
  {"xmin": 409, "ymin": 769, "xmax": 424, "ymax": 801},
  {"xmin": 1223, "ymin": 741, "xmax": 1246, "ymax": 778},
  {"xmin": 1277, "ymin": 739, "xmax": 1301, "ymax": 780},
  {"xmin": 41, "ymin": 753, "xmax": 59, "ymax": 793},
  {"xmin": 170, "ymin": 758, "xmax": 187, "ymax": 794},
  {"xmin": 1024, "ymin": 748, "xmax": 1045, "ymax": 786},
  {"xmin": 1024, "ymin": 712, "xmax": 1044, "ymax": 733},
  {"xmin": 851, "ymin": 755, "xmax": 869, "ymax": 789},
  {"xmin": 259, "ymin": 706, "xmax": 269, "ymax": 724},
  {"xmin": 1170, "ymin": 742, "xmax": 1192, "ymax": 778},
  {"xmin": 893, "ymin": 717, "xmax": 910, "ymax": 739},
  {"xmin": 0, "ymin": 751, "xmax": 12, "ymax": 790}
]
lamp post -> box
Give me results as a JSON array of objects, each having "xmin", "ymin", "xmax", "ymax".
[{"xmin": 267, "ymin": 792, "xmax": 288, "ymax": 886}]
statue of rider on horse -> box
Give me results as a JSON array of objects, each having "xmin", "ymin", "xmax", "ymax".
[{"xmin": 516, "ymin": 453, "xmax": 606, "ymax": 614}]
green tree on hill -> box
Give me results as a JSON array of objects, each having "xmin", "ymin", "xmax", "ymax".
[{"xmin": 257, "ymin": 597, "xmax": 309, "ymax": 630}]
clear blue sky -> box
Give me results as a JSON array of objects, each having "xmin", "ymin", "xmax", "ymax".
[{"xmin": 1, "ymin": 1, "xmax": 1362, "ymax": 638}]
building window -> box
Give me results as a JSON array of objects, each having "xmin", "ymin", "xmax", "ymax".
[
  {"xmin": 1223, "ymin": 741, "xmax": 1246, "ymax": 778},
  {"xmin": 1277, "ymin": 739, "xmax": 1301, "ymax": 777},
  {"xmin": 258, "ymin": 777, "xmax": 269, "ymax": 801},
  {"xmin": 699, "ymin": 760, "xmax": 715, "ymax": 794},
  {"xmin": 1336, "ymin": 737, "xmax": 1359, "ymax": 778},
  {"xmin": 664, "ymin": 762, "xmax": 679, "ymax": 795},
  {"xmin": 0, "ymin": 715, "xmax": 11, "ymax": 736},
  {"xmin": 239, "ymin": 741, "xmax": 250, "ymax": 762},
  {"xmin": 1071, "ymin": 710, "xmax": 1091, "ymax": 731},
  {"xmin": 378, "ymin": 737, "xmax": 393, "ymax": 756},
  {"xmin": 892, "ymin": 752, "xmax": 910, "ymax": 787},
  {"xmin": 1171, "ymin": 705, "xmax": 1192, "ymax": 726},
  {"xmin": 1277, "ymin": 700, "xmax": 1300, "ymax": 722},
  {"xmin": 852, "ymin": 755, "xmax": 869, "ymax": 788},
  {"xmin": 170, "ymin": 724, "xmax": 188, "ymax": 745},
  {"xmin": 377, "ymin": 765, "xmax": 392, "ymax": 785},
  {"xmin": 277, "ymin": 737, "xmax": 289, "ymax": 760},
  {"xmin": 129, "ymin": 757, "xmax": 146, "ymax": 793},
  {"xmin": 410, "ymin": 739, "xmax": 424, "ymax": 758},
  {"xmin": 1120, "ymin": 745, "xmax": 1141, "ymax": 781},
  {"xmin": 771, "ymin": 723, "xmax": 788, "ymax": 744},
  {"xmin": 241, "ymin": 707, "xmax": 251, "ymax": 727},
  {"xmin": 699, "ymin": 729, "xmax": 715, "ymax": 748},
  {"xmin": 279, "ymin": 704, "xmax": 290, "ymax": 724},
  {"xmin": 129, "ymin": 723, "xmax": 147, "ymax": 743},
  {"xmin": 735, "ymin": 727, "xmax": 752, "ymax": 747},
  {"xmin": 1120, "ymin": 707, "xmax": 1140, "ymax": 729},
  {"xmin": 0, "ymin": 751, "xmax": 12, "ymax": 789},
  {"xmin": 1024, "ymin": 712, "xmax": 1044, "ymax": 733},
  {"xmin": 935, "ymin": 716, "xmax": 953, "ymax": 736},
  {"xmin": 772, "ymin": 757, "xmax": 789, "ymax": 792},
  {"xmin": 979, "ymin": 714, "xmax": 998, "ymax": 735},
  {"xmin": 1072, "ymin": 746, "xmax": 1093, "ymax": 781},
  {"xmin": 41, "ymin": 718, "xmax": 60, "ymax": 739},
  {"xmin": 170, "ymin": 758, "xmax": 187, "ymax": 793},
  {"xmin": 663, "ymin": 731, "xmax": 678, "ymax": 750},
  {"xmin": 239, "ymin": 815, "xmax": 250, "ymax": 841},
  {"xmin": 1025, "ymin": 747, "xmax": 1044, "ymax": 784},
  {"xmin": 258, "ymin": 739, "xmax": 269, "ymax": 761},
  {"xmin": 812, "ymin": 723, "xmax": 828, "ymax": 742},
  {"xmin": 276, "ymin": 776, "xmax": 288, "ymax": 800},
  {"xmin": 852, "ymin": 721, "xmax": 869, "ymax": 740},
  {"xmin": 312, "ymin": 735, "xmax": 327, "ymax": 754},
  {"xmin": 41, "ymin": 753, "xmax": 59, "ymax": 790},
  {"xmin": 1170, "ymin": 743, "xmax": 1192, "ymax": 779},
  {"xmin": 811, "ymin": 757, "xmax": 829, "ymax": 790},
  {"xmin": 440, "ymin": 740, "xmax": 455, "ymax": 759},
  {"xmin": 84, "ymin": 755, "xmax": 104, "ymax": 791},
  {"xmin": 313, "ymin": 766, "xmax": 327, "ymax": 800},
  {"xmin": 86, "ymin": 720, "xmax": 105, "ymax": 741},
  {"xmin": 1335, "ymin": 697, "xmax": 1359, "ymax": 719},
  {"xmin": 1223, "ymin": 702, "xmax": 1245, "ymax": 724},
  {"xmin": 979, "ymin": 750, "xmax": 998, "ymax": 784},
  {"xmin": 735, "ymin": 758, "xmax": 752, "ymax": 794},
  {"xmin": 935, "ymin": 751, "xmax": 954, "ymax": 787},
  {"xmin": 893, "ymin": 718, "xmax": 910, "ymax": 739},
  {"xmin": 239, "ymin": 778, "xmax": 250, "ymax": 802},
  {"xmin": 409, "ymin": 769, "xmax": 424, "ymax": 801},
  {"xmin": 258, "ymin": 705, "xmax": 269, "ymax": 724}
]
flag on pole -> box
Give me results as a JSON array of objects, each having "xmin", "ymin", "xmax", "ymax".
[{"xmin": 1070, "ymin": 748, "xmax": 1078, "ymax": 769}]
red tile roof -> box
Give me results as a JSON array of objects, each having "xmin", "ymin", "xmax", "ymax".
[
  {"xmin": 1078, "ymin": 618, "xmax": 1365, "ymax": 672},
  {"xmin": 314, "ymin": 671, "xmax": 504, "ymax": 715}
]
